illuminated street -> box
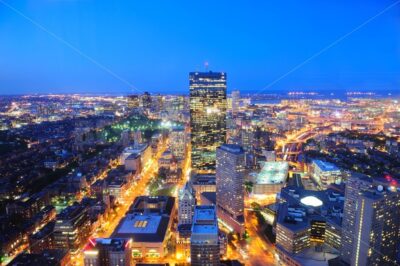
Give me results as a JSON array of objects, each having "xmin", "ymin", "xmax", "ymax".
[
  {"xmin": 73, "ymin": 140, "xmax": 168, "ymax": 266},
  {"xmin": 1, "ymin": 3, "xmax": 400, "ymax": 264}
]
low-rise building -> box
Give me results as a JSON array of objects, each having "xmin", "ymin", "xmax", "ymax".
[
  {"xmin": 53, "ymin": 204, "xmax": 91, "ymax": 253},
  {"xmin": 83, "ymin": 238, "xmax": 132, "ymax": 266},
  {"xmin": 311, "ymin": 160, "xmax": 342, "ymax": 188},
  {"xmin": 250, "ymin": 161, "xmax": 289, "ymax": 196},
  {"xmin": 112, "ymin": 196, "xmax": 175, "ymax": 260}
]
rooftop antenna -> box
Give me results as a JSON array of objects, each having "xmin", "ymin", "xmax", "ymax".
[{"xmin": 204, "ymin": 61, "xmax": 209, "ymax": 71}]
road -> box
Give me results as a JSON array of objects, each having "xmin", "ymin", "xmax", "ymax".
[
  {"xmin": 73, "ymin": 140, "xmax": 168, "ymax": 266},
  {"xmin": 227, "ymin": 211, "xmax": 277, "ymax": 266}
]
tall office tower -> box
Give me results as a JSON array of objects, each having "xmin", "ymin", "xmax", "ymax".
[
  {"xmin": 341, "ymin": 173, "xmax": 373, "ymax": 263},
  {"xmin": 351, "ymin": 187, "xmax": 400, "ymax": 266},
  {"xmin": 341, "ymin": 174, "xmax": 400, "ymax": 265},
  {"xmin": 231, "ymin": 90, "xmax": 240, "ymax": 115},
  {"xmin": 190, "ymin": 205, "xmax": 220, "ymax": 266},
  {"xmin": 140, "ymin": 91, "xmax": 152, "ymax": 109},
  {"xmin": 216, "ymin": 144, "xmax": 245, "ymax": 235},
  {"xmin": 240, "ymin": 127, "xmax": 254, "ymax": 152},
  {"xmin": 189, "ymin": 71, "xmax": 227, "ymax": 173},
  {"xmin": 170, "ymin": 128, "xmax": 186, "ymax": 161},
  {"xmin": 178, "ymin": 182, "xmax": 196, "ymax": 225}
]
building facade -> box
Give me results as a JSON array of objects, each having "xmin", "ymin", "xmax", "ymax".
[
  {"xmin": 169, "ymin": 128, "xmax": 186, "ymax": 161},
  {"xmin": 189, "ymin": 71, "xmax": 227, "ymax": 172},
  {"xmin": 53, "ymin": 204, "xmax": 91, "ymax": 253},
  {"xmin": 216, "ymin": 144, "xmax": 245, "ymax": 235},
  {"xmin": 83, "ymin": 238, "xmax": 132, "ymax": 266},
  {"xmin": 349, "ymin": 188, "xmax": 400, "ymax": 265},
  {"xmin": 190, "ymin": 205, "xmax": 220, "ymax": 266},
  {"xmin": 178, "ymin": 182, "xmax": 196, "ymax": 226},
  {"xmin": 340, "ymin": 174, "xmax": 373, "ymax": 263}
]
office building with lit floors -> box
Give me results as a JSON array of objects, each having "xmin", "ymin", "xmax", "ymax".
[
  {"xmin": 83, "ymin": 238, "xmax": 132, "ymax": 266},
  {"xmin": 178, "ymin": 182, "xmax": 196, "ymax": 226},
  {"xmin": 53, "ymin": 203, "xmax": 91, "ymax": 254},
  {"xmin": 340, "ymin": 173, "xmax": 374, "ymax": 264},
  {"xmin": 112, "ymin": 196, "xmax": 175, "ymax": 260},
  {"xmin": 275, "ymin": 185, "xmax": 345, "ymax": 266},
  {"xmin": 190, "ymin": 205, "xmax": 220, "ymax": 266},
  {"xmin": 341, "ymin": 178, "xmax": 400, "ymax": 266},
  {"xmin": 216, "ymin": 144, "xmax": 245, "ymax": 235},
  {"xmin": 176, "ymin": 182, "xmax": 196, "ymax": 261},
  {"xmin": 189, "ymin": 71, "xmax": 227, "ymax": 173}
]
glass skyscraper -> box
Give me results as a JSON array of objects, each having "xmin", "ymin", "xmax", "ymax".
[
  {"xmin": 216, "ymin": 144, "xmax": 245, "ymax": 235},
  {"xmin": 189, "ymin": 71, "xmax": 227, "ymax": 173}
]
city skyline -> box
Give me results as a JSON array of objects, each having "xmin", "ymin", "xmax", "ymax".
[
  {"xmin": 1, "ymin": 1, "xmax": 400, "ymax": 266},
  {"xmin": 1, "ymin": 1, "xmax": 400, "ymax": 94}
]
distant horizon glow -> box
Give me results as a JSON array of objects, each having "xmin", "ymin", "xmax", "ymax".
[{"xmin": 0, "ymin": 1, "xmax": 399, "ymax": 94}]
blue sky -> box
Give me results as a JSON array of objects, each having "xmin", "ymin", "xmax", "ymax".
[{"xmin": 0, "ymin": 0, "xmax": 399, "ymax": 94}]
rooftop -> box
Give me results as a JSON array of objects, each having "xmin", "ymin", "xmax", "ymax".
[
  {"xmin": 129, "ymin": 196, "xmax": 175, "ymax": 216},
  {"xmin": 278, "ymin": 186, "xmax": 345, "ymax": 231},
  {"xmin": 300, "ymin": 196, "xmax": 323, "ymax": 207},
  {"xmin": 192, "ymin": 205, "xmax": 218, "ymax": 235},
  {"xmin": 191, "ymin": 174, "xmax": 216, "ymax": 185},
  {"xmin": 113, "ymin": 213, "xmax": 170, "ymax": 243},
  {"xmin": 84, "ymin": 238, "xmax": 130, "ymax": 252},
  {"xmin": 218, "ymin": 144, "xmax": 244, "ymax": 154},
  {"xmin": 313, "ymin": 160, "xmax": 340, "ymax": 172},
  {"xmin": 255, "ymin": 161, "xmax": 289, "ymax": 185}
]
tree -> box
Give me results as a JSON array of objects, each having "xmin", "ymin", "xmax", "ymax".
[{"xmin": 244, "ymin": 180, "xmax": 253, "ymax": 194}]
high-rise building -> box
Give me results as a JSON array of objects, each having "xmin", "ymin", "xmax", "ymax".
[
  {"xmin": 189, "ymin": 71, "xmax": 227, "ymax": 172},
  {"xmin": 190, "ymin": 174, "xmax": 216, "ymax": 204},
  {"xmin": 140, "ymin": 92, "xmax": 152, "ymax": 109},
  {"xmin": 190, "ymin": 205, "xmax": 220, "ymax": 266},
  {"xmin": 231, "ymin": 90, "xmax": 240, "ymax": 115},
  {"xmin": 341, "ymin": 174, "xmax": 400, "ymax": 265},
  {"xmin": 341, "ymin": 173, "xmax": 374, "ymax": 263},
  {"xmin": 216, "ymin": 144, "xmax": 245, "ymax": 235},
  {"xmin": 178, "ymin": 182, "xmax": 196, "ymax": 226},
  {"xmin": 170, "ymin": 128, "xmax": 186, "ymax": 161},
  {"xmin": 350, "ymin": 188, "xmax": 400, "ymax": 266}
]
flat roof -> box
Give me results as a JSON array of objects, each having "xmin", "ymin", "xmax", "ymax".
[
  {"xmin": 313, "ymin": 160, "xmax": 340, "ymax": 172},
  {"xmin": 192, "ymin": 224, "xmax": 218, "ymax": 234},
  {"xmin": 195, "ymin": 208, "xmax": 215, "ymax": 221},
  {"xmin": 192, "ymin": 205, "xmax": 218, "ymax": 235},
  {"xmin": 218, "ymin": 144, "xmax": 244, "ymax": 154},
  {"xmin": 118, "ymin": 215, "xmax": 161, "ymax": 234},
  {"xmin": 113, "ymin": 214, "xmax": 170, "ymax": 243},
  {"xmin": 255, "ymin": 161, "xmax": 288, "ymax": 185}
]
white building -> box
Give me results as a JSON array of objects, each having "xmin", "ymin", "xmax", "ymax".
[
  {"xmin": 178, "ymin": 182, "xmax": 196, "ymax": 225},
  {"xmin": 251, "ymin": 161, "xmax": 289, "ymax": 196},
  {"xmin": 311, "ymin": 160, "xmax": 341, "ymax": 188}
]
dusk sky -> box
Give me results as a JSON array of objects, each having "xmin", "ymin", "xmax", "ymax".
[{"xmin": 1, "ymin": 0, "xmax": 400, "ymax": 94}]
